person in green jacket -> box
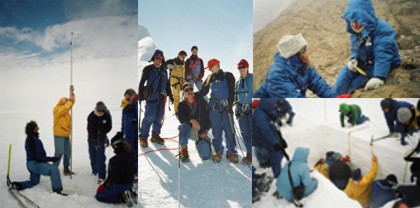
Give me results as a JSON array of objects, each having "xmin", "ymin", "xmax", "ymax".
[{"xmin": 340, "ymin": 103, "xmax": 369, "ymax": 127}]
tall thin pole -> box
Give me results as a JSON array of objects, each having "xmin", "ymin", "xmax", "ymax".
[
  {"xmin": 178, "ymin": 144, "xmax": 181, "ymax": 208},
  {"xmin": 70, "ymin": 32, "xmax": 73, "ymax": 179}
]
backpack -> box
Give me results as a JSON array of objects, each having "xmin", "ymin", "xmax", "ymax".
[
  {"xmin": 288, "ymin": 162, "xmax": 305, "ymax": 207},
  {"xmin": 196, "ymin": 137, "xmax": 212, "ymax": 160}
]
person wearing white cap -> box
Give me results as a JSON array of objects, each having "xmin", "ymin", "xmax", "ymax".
[
  {"xmin": 254, "ymin": 34, "xmax": 342, "ymax": 98},
  {"xmin": 397, "ymin": 107, "xmax": 420, "ymax": 146}
]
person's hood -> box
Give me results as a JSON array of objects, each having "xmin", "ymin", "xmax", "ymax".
[
  {"xmin": 259, "ymin": 98, "xmax": 280, "ymax": 116},
  {"xmin": 56, "ymin": 97, "xmax": 67, "ymax": 106},
  {"xmin": 292, "ymin": 147, "xmax": 309, "ymax": 163},
  {"xmin": 342, "ymin": 0, "xmax": 377, "ymax": 37},
  {"xmin": 274, "ymin": 52, "xmax": 308, "ymax": 75}
]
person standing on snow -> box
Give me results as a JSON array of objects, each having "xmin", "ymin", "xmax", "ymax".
[
  {"xmin": 177, "ymin": 82, "xmax": 211, "ymax": 163},
  {"xmin": 235, "ymin": 59, "xmax": 253, "ymax": 164},
  {"xmin": 339, "ymin": 103, "xmax": 370, "ymax": 128},
  {"xmin": 371, "ymin": 174, "xmax": 398, "ymax": 208},
  {"xmin": 87, "ymin": 101, "xmax": 112, "ymax": 184},
  {"xmin": 397, "ymin": 107, "xmax": 420, "ymax": 146},
  {"xmin": 344, "ymin": 155, "xmax": 378, "ymax": 208},
  {"xmin": 253, "ymin": 98, "xmax": 289, "ymax": 178},
  {"xmin": 166, "ymin": 50, "xmax": 187, "ymax": 117},
  {"xmin": 334, "ymin": 0, "xmax": 400, "ymax": 94},
  {"xmin": 122, "ymin": 89, "xmax": 138, "ymax": 175},
  {"xmin": 254, "ymin": 33, "xmax": 342, "ymax": 98},
  {"xmin": 53, "ymin": 85, "xmax": 75, "ymax": 176},
  {"xmin": 276, "ymin": 147, "xmax": 318, "ymax": 202},
  {"xmin": 138, "ymin": 49, "xmax": 174, "ymax": 148},
  {"xmin": 8, "ymin": 121, "xmax": 65, "ymax": 195},
  {"xmin": 185, "ymin": 46, "xmax": 205, "ymax": 90},
  {"xmin": 199, "ymin": 58, "xmax": 237, "ymax": 163},
  {"xmin": 96, "ymin": 132, "xmax": 136, "ymax": 207},
  {"xmin": 380, "ymin": 98, "xmax": 414, "ymax": 145}
]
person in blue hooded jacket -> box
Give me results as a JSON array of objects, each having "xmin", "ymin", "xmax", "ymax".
[
  {"xmin": 254, "ymin": 33, "xmax": 339, "ymax": 98},
  {"xmin": 371, "ymin": 174, "xmax": 398, "ymax": 208},
  {"xmin": 277, "ymin": 147, "xmax": 318, "ymax": 201},
  {"xmin": 334, "ymin": 0, "xmax": 401, "ymax": 94},
  {"xmin": 235, "ymin": 59, "xmax": 253, "ymax": 164},
  {"xmin": 8, "ymin": 121, "xmax": 65, "ymax": 195},
  {"xmin": 380, "ymin": 98, "xmax": 413, "ymax": 145},
  {"xmin": 253, "ymin": 98, "xmax": 288, "ymax": 178},
  {"xmin": 275, "ymin": 99, "xmax": 295, "ymax": 126}
]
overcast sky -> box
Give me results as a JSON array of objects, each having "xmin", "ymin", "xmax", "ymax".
[
  {"xmin": 0, "ymin": 0, "xmax": 138, "ymax": 112},
  {"xmin": 138, "ymin": 0, "xmax": 253, "ymax": 78}
]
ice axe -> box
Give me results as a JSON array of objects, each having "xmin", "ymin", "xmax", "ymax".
[
  {"xmin": 354, "ymin": 65, "xmax": 367, "ymax": 76},
  {"xmin": 370, "ymin": 136, "xmax": 374, "ymax": 155}
]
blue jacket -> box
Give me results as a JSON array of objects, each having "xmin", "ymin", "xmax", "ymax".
[
  {"xmin": 383, "ymin": 101, "xmax": 413, "ymax": 133},
  {"xmin": 122, "ymin": 99, "xmax": 138, "ymax": 139},
  {"xmin": 277, "ymin": 147, "xmax": 318, "ymax": 201},
  {"xmin": 235, "ymin": 73, "xmax": 253, "ymax": 105},
  {"xmin": 252, "ymin": 99, "xmax": 283, "ymax": 150},
  {"xmin": 371, "ymin": 180, "xmax": 396, "ymax": 208},
  {"xmin": 87, "ymin": 110, "xmax": 112, "ymax": 142},
  {"xmin": 254, "ymin": 53, "xmax": 337, "ymax": 98},
  {"xmin": 342, "ymin": 0, "xmax": 400, "ymax": 79},
  {"xmin": 25, "ymin": 133, "xmax": 54, "ymax": 163}
]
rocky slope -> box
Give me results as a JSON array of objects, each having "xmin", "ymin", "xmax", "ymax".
[{"xmin": 254, "ymin": 0, "xmax": 420, "ymax": 97}]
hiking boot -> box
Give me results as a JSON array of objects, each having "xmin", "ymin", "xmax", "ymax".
[
  {"xmin": 260, "ymin": 161, "xmax": 271, "ymax": 168},
  {"xmin": 212, "ymin": 152, "xmax": 222, "ymax": 163},
  {"xmin": 226, "ymin": 153, "xmax": 239, "ymax": 164},
  {"xmin": 150, "ymin": 134, "xmax": 165, "ymax": 145},
  {"xmin": 63, "ymin": 166, "xmax": 75, "ymax": 176},
  {"xmin": 8, "ymin": 181, "xmax": 20, "ymax": 190},
  {"xmin": 242, "ymin": 153, "xmax": 252, "ymax": 165},
  {"xmin": 54, "ymin": 191, "xmax": 68, "ymax": 196},
  {"xmin": 256, "ymin": 175, "xmax": 274, "ymax": 193},
  {"xmin": 139, "ymin": 136, "xmax": 148, "ymax": 148},
  {"xmin": 121, "ymin": 190, "xmax": 134, "ymax": 207},
  {"xmin": 180, "ymin": 146, "xmax": 189, "ymax": 163}
]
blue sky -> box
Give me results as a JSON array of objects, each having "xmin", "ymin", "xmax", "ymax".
[
  {"xmin": 138, "ymin": 0, "xmax": 253, "ymax": 75},
  {"xmin": 0, "ymin": 0, "xmax": 137, "ymax": 69}
]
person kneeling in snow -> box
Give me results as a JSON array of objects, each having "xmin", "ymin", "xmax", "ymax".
[
  {"xmin": 380, "ymin": 98, "xmax": 414, "ymax": 145},
  {"xmin": 177, "ymin": 82, "xmax": 211, "ymax": 163},
  {"xmin": 344, "ymin": 155, "xmax": 378, "ymax": 208},
  {"xmin": 334, "ymin": 0, "xmax": 400, "ymax": 94},
  {"xmin": 96, "ymin": 132, "xmax": 136, "ymax": 206},
  {"xmin": 397, "ymin": 107, "xmax": 420, "ymax": 146},
  {"xmin": 277, "ymin": 147, "xmax": 318, "ymax": 202},
  {"xmin": 8, "ymin": 121, "xmax": 65, "ymax": 195},
  {"xmin": 328, "ymin": 152, "xmax": 352, "ymax": 190},
  {"xmin": 254, "ymin": 33, "xmax": 340, "ymax": 98},
  {"xmin": 339, "ymin": 103, "xmax": 369, "ymax": 128},
  {"xmin": 371, "ymin": 174, "xmax": 398, "ymax": 208}
]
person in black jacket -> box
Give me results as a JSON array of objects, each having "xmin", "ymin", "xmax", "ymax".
[
  {"xmin": 328, "ymin": 152, "xmax": 351, "ymax": 190},
  {"xmin": 87, "ymin": 101, "xmax": 112, "ymax": 183},
  {"xmin": 177, "ymin": 82, "xmax": 211, "ymax": 162},
  {"xmin": 8, "ymin": 121, "xmax": 65, "ymax": 195},
  {"xmin": 96, "ymin": 132, "xmax": 136, "ymax": 206}
]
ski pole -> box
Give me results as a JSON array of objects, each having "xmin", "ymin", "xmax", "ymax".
[
  {"xmin": 7, "ymin": 144, "xmax": 12, "ymax": 183},
  {"xmin": 70, "ymin": 32, "xmax": 74, "ymax": 179},
  {"xmin": 178, "ymin": 144, "xmax": 181, "ymax": 208}
]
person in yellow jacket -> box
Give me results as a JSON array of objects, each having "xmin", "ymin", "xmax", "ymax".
[
  {"xmin": 166, "ymin": 50, "xmax": 187, "ymax": 117},
  {"xmin": 344, "ymin": 155, "xmax": 378, "ymax": 208},
  {"xmin": 53, "ymin": 85, "xmax": 75, "ymax": 176}
]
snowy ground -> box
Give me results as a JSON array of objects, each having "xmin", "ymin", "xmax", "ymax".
[
  {"xmin": 138, "ymin": 101, "xmax": 252, "ymax": 208},
  {"xmin": 0, "ymin": 56, "xmax": 138, "ymax": 207},
  {"xmin": 253, "ymin": 98, "xmax": 419, "ymax": 208}
]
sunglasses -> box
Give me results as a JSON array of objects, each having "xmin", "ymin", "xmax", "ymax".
[
  {"xmin": 238, "ymin": 66, "xmax": 247, "ymax": 70},
  {"xmin": 184, "ymin": 88, "xmax": 193, "ymax": 93}
]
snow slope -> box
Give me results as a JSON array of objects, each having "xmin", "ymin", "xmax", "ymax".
[
  {"xmin": 138, "ymin": 106, "xmax": 252, "ymax": 208},
  {"xmin": 253, "ymin": 98, "xmax": 419, "ymax": 208}
]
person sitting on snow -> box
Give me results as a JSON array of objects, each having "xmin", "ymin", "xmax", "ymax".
[
  {"xmin": 253, "ymin": 98, "xmax": 289, "ymax": 178},
  {"xmin": 397, "ymin": 107, "xmax": 420, "ymax": 146},
  {"xmin": 329, "ymin": 152, "xmax": 351, "ymax": 190},
  {"xmin": 344, "ymin": 154, "xmax": 378, "ymax": 208},
  {"xmin": 254, "ymin": 33, "xmax": 342, "ymax": 98},
  {"xmin": 139, "ymin": 49, "xmax": 174, "ymax": 148},
  {"xmin": 334, "ymin": 0, "xmax": 400, "ymax": 94},
  {"xmin": 339, "ymin": 103, "xmax": 369, "ymax": 128},
  {"xmin": 96, "ymin": 132, "xmax": 136, "ymax": 206},
  {"xmin": 277, "ymin": 147, "xmax": 318, "ymax": 202},
  {"xmin": 235, "ymin": 59, "xmax": 253, "ymax": 164},
  {"xmin": 371, "ymin": 174, "xmax": 398, "ymax": 208},
  {"xmin": 199, "ymin": 58, "xmax": 238, "ymax": 163},
  {"xmin": 8, "ymin": 121, "xmax": 65, "ymax": 195},
  {"xmin": 381, "ymin": 98, "xmax": 414, "ymax": 145},
  {"xmin": 177, "ymin": 82, "xmax": 211, "ymax": 163}
]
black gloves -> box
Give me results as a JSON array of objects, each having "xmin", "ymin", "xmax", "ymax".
[
  {"xmin": 274, "ymin": 143, "xmax": 282, "ymax": 151},
  {"xmin": 48, "ymin": 156, "xmax": 59, "ymax": 162},
  {"xmin": 169, "ymin": 96, "xmax": 174, "ymax": 104},
  {"xmin": 105, "ymin": 137, "xmax": 110, "ymax": 147}
]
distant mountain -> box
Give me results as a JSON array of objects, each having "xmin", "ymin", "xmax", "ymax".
[
  {"xmin": 138, "ymin": 24, "xmax": 158, "ymax": 78},
  {"xmin": 254, "ymin": 0, "xmax": 420, "ymax": 97}
]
